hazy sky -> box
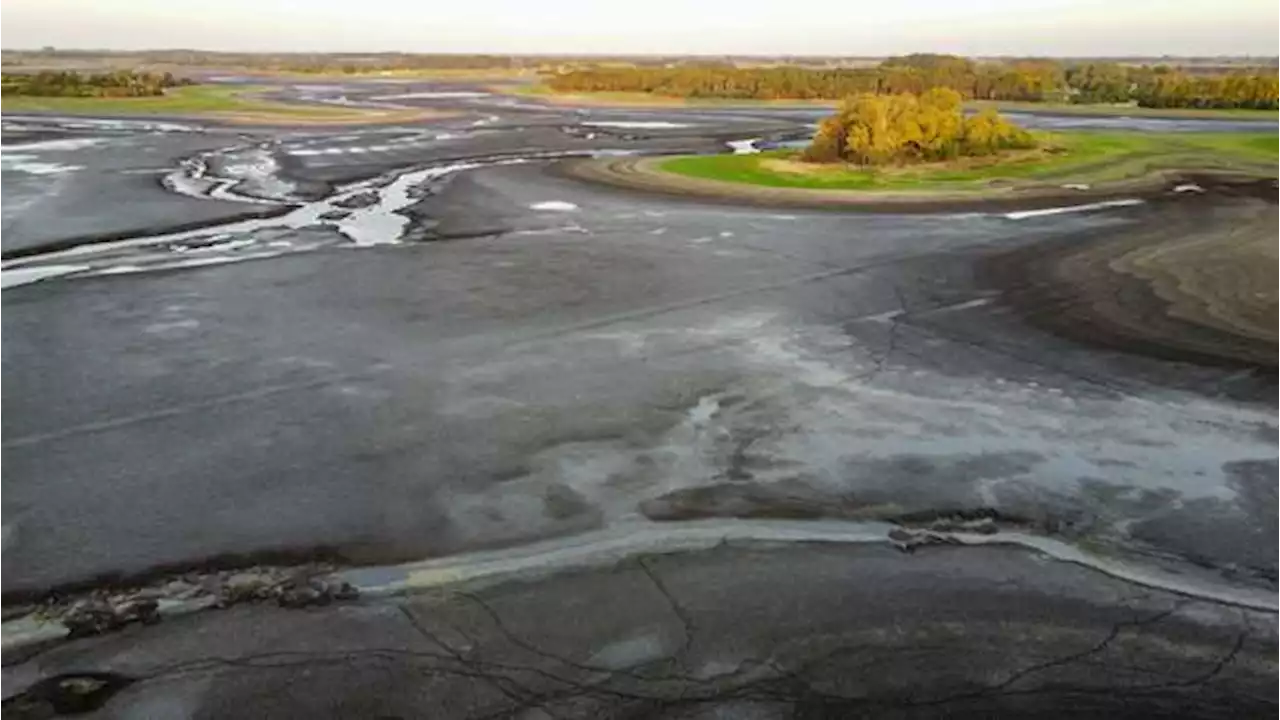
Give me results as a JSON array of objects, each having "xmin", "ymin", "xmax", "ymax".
[{"xmin": 3, "ymin": 0, "xmax": 1277, "ymax": 56}]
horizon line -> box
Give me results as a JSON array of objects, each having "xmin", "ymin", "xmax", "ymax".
[{"xmin": 4, "ymin": 48, "xmax": 1279, "ymax": 60}]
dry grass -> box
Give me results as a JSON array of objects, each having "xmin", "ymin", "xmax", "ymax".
[{"xmin": 1, "ymin": 84, "xmax": 457, "ymax": 125}]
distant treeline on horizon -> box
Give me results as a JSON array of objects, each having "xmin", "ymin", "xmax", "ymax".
[
  {"xmin": 548, "ymin": 54, "xmax": 1280, "ymax": 110},
  {"xmin": 1, "ymin": 69, "xmax": 193, "ymax": 97},
  {"xmin": 1, "ymin": 48, "xmax": 1276, "ymax": 70},
  {"xmin": 1, "ymin": 51, "xmax": 1275, "ymax": 109}
]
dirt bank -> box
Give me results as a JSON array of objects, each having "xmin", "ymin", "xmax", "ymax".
[
  {"xmin": 984, "ymin": 178, "xmax": 1278, "ymax": 369},
  {"xmin": 555, "ymin": 154, "xmax": 1261, "ymax": 213}
]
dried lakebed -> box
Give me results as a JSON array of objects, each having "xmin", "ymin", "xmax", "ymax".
[
  {"xmin": 1, "ymin": 95, "xmax": 1276, "ymax": 712},
  {"xmin": 2, "ymin": 147, "xmax": 641, "ymax": 281}
]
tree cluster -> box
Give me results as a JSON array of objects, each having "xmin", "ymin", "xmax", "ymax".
[
  {"xmin": 546, "ymin": 55, "xmax": 1278, "ymax": 109},
  {"xmin": 801, "ymin": 89, "xmax": 1037, "ymax": 166},
  {"xmin": 548, "ymin": 65, "xmax": 882, "ymax": 99},
  {"xmin": 1, "ymin": 70, "xmax": 191, "ymax": 97},
  {"xmin": 1134, "ymin": 71, "xmax": 1278, "ymax": 109},
  {"xmin": 546, "ymin": 52, "xmax": 1054, "ymax": 99}
]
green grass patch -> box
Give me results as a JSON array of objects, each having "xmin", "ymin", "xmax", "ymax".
[
  {"xmin": 662, "ymin": 152, "xmax": 871, "ymax": 189},
  {"xmin": 0, "ymin": 84, "xmax": 363, "ymax": 118},
  {"xmin": 657, "ymin": 131, "xmax": 1279, "ymax": 191}
]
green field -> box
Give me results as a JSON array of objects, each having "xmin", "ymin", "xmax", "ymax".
[
  {"xmin": 657, "ymin": 132, "xmax": 1279, "ymax": 191},
  {"xmin": 0, "ymin": 84, "xmax": 393, "ymax": 121}
]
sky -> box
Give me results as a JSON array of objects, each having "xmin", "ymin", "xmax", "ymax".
[{"xmin": 2, "ymin": 0, "xmax": 1277, "ymax": 56}]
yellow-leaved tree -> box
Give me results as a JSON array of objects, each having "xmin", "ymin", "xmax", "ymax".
[
  {"xmin": 916, "ymin": 88, "xmax": 965, "ymax": 160},
  {"xmin": 803, "ymin": 89, "xmax": 1035, "ymax": 166}
]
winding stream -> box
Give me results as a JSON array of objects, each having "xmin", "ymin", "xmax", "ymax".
[{"xmin": 1, "ymin": 145, "xmax": 639, "ymax": 285}]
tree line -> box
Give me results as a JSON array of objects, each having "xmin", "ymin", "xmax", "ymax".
[
  {"xmin": 261, "ymin": 53, "xmax": 526, "ymax": 74},
  {"xmin": 1, "ymin": 70, "xmax": 193, "ymax": 97},
  {"xmin": 0, "ymin": 50, "xmax": 693, "ymax": 76},
  {"xmin": 547, "ymin": 54, "xmax": 1279, "ymax": 109},
  {"xmin": 803, "ymin": 88, "xmax": 1037, "ymax": 166},
  {"xmin": 1133, "ymin": 72, "xmax": 1279, "ymax": 109}
]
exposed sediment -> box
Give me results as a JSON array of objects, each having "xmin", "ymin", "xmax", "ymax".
[
  {"xmin": 985, "ymin": 178, "xmax": 1278, "ymax": 369},
  {"xmin": 563, "ymin": 153, "xmax": 1278, "ymax": 368}
]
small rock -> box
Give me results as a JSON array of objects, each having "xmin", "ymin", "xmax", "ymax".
[
  {"xmin": 276, "ymin": 577, "xmax": 358, "ymax": 608},
  {"xmin": 22, "ymin": 672, "xmax": 137, "ymax": 715},
  {"xmin": 1061, "ymin": 183, "xmax": 1090, "ymax": 191},
  {"xmin": 308, "ymin": 584, "xmax": 335, "ymax": 607},
  {"xmin": 332, "ymin": 581, "xmax": 359, "ymax": 601},
  {"xmin": 332, "ymin": 191, "xmax": 378, "ymax": 209},
  {"xmin": 113, "ymin": 598, "xmax": 160, "ymax": 625},
  {"xmin": 277, "ymin": 583, "xmax": 321, "ymax": 609},
  {"xmin": 61, "ymin": 596, "xmax": 160, "ymax": 635},
  {"xmin": 888, "ymin": 528, "xmax": 961, "ymax": 554},
  {"xmin": 162, "ymin": 580, "xmax": 200, "ymax": 597},
  {"xmin": 318, "ymin": 209, "xmax": 352, "ymax": 221},
  {"xmin": 223, "ymin": 572, "xmax": 273, "ymax": 602},
  {"xmin": 199, "ymin": 575, "xmax": 224, "ymax": 596},
  {"xmin": 156, "ymin": 595, "xmax": 218, "ymax": 618},
  {"xmin": 61, "ymin": 600, "xmax": 120, "ymax": 637},
  {"xmin": 131, "ymin": 586, "xmax": 169, "ymax": 601}
]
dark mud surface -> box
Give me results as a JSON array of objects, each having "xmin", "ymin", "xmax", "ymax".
[
  {"xmin": 2, "ymin": 79, "xmax": 1276, "ymax": 607},
  {"xmin": 5, "ymin": 543, "xmax": 1276, "ymax": 719},
  {"xmin": 983, "ymin": 179, "xmax": 1278, "ymax": 371}
]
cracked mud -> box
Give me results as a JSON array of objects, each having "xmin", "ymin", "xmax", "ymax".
[
  {"xmin": 1, "ymin": 78, "xmax": 1276, "ymax": 718},
  {"xmin": 4, "ymin": 544, "xmax": 1275, "ymax": 719}
]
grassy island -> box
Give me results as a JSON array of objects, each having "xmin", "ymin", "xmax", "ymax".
[
  {"xmin": 659, "ymin": 131, "xmax": 1277, "ymax": 192},
  {"xmin": 640, "ymin": 89, "xmax": 1276, "ymax": 195}
]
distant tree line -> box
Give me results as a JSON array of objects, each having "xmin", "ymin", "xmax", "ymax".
[
  {"xmin": 1132, "ymin": 71, "xmax": 1278, "ymax": 109},
  {"xmin": 803, "ymin": 88, "xmax": 1037, "ymax": 166},
  {"xmin": 167, "ymin": 52, "xmax": 702, "ymax": 72},
  {"xmin": 265, "ymin": 53, "xmax": 526, "ymax": 74},
  {"xmin": 1, "ymin": 70, "xmax": 192, "ymax": 97},
  {"xmin": 547, "ymin": 54, "xmax": 1279, "ymax": 109},
  {"xmin": 0, "ymin": 51, "xmax": 686, "ymax": 76}
]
